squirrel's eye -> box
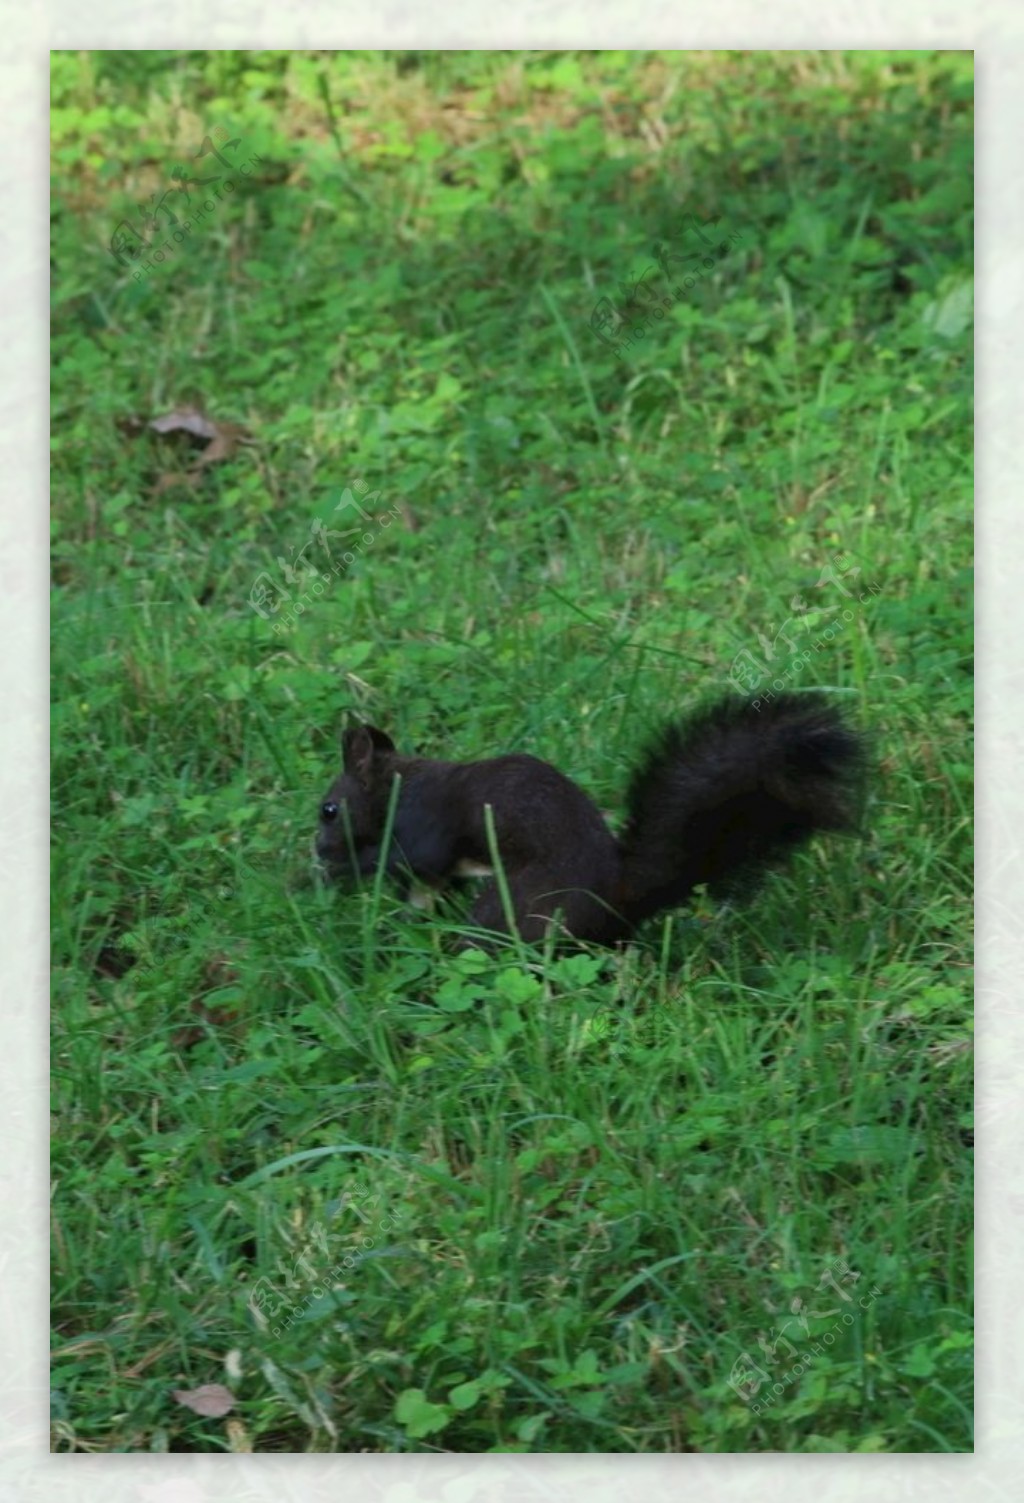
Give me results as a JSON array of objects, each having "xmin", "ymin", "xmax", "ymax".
[{"xmin": 320, "ymin": 801, "xmax": 340, "ymax": 823}]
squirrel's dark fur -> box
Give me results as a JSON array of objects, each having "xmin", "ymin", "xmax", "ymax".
[{"xmin": 316, "ymin": 692, "xmax": 865, "ymax": 945}]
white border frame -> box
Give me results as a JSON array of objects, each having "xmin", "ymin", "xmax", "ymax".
[{"xmin": 22, "ymin": 13, "xmax": 998, "ymax": 1500}]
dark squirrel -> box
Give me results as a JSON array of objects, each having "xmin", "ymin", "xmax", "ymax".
[{"xmin": 315, "ymin": 692, "xmax": 865, "ymax": 946}]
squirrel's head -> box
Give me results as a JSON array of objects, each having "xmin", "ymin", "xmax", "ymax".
[{"xmin": 316, "ymin": 723, "xmax": 397, "ymax": 880}]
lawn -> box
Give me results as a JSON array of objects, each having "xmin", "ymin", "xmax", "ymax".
[{"xmin": 50, "ymin": 48, "xmax": 973, "ymax": 1453}]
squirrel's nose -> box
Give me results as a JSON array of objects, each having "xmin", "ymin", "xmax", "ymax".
[{"xmin": 320, "ymin": 801, "xmax": 339, "ymax": 823}]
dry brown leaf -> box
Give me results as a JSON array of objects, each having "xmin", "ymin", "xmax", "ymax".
[
  {"xmin": 147, "ymin": 406, "xmax": 249, "ymax": 492},
  {"xmin": 225, "ymin": 1417, "xmax": 253, "ymax": 1451},
  {"xmin": 172, "ymin": 1383, "xmax": 236, "ymax": 1418},
  {"xmin": 150, "ymin": 407, "xmax": 220, "ymax": 441},
  {"xmin": 189, "ymin": 423, "xmax": 246, "ymax": 470},
  {"xmin": 151, "ymin": 472, "xmax": 194, "ymax": 498}
]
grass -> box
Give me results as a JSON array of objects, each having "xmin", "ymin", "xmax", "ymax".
[{"xmin": 50, "ymin": 48, "xmax": 973, "ymax": 1453}]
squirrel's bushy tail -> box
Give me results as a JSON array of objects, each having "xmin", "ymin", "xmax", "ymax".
[{"xmin": 617, "ymin": 693, "xmax": 865, "ymax": 928}]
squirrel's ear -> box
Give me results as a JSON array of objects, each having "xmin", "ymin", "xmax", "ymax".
[{"xmin": 342, "ymin": 724, "xmax": 395, "ymax": 780}]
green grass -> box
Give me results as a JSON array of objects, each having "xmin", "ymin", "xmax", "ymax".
[{"xmin": 51, "ymin": 48, "xmax": 973, "ymax": 1453}]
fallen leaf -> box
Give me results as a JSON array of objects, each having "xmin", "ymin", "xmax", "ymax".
[
  {"xmin": 150, "ymin": 407, "xmax": 220, "ymax": 441},
  {"xmin": 190, "ymin": 423, "xmax": 246, "ymax": 471},
  {"xmin": 147, "ymin": 406, "xmax": 250, "ymax": 491},
  {"xmin": 225, "ymin": 1416, "xmax": 253, "ymax": 1451},
  {"xmin": 151, "ymin": 472, "xmax": 194, "ymax": 498},
  {"xmin": 172, "ymin": 1383, "xmax": 236, "ymax": 1418}
]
